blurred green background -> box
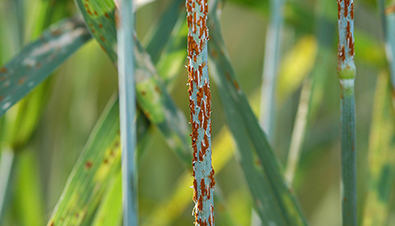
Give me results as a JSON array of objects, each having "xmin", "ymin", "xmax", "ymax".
[{"xmin": 0, "ymin": 0, "xmax": 394, "ymax": 225}]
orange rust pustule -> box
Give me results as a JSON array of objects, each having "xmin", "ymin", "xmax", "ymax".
[
  {"xmin": 344, "ymin": 0, "xmax": 349, "ymax": 17},
  {"xmin": 200, "ymin": 178, "xmax": 206, "ymax": 196},
  {"xmin": 193, "ymin": 178, "xmax": 198, "ymax": 201},
  {"xmin": 197, "ymin": 195, "xmax": 203, "ymax": 211},
  {"xmin": 209, "ymin": 168, "xmax": 215, "ymax": 188},
  {"xmin": 337, "ymin": 0, "xmax": 342, "ymax": 19},
  {"xmin": 386, "ymin": 5, "xmax": 395, "ymax": 14}
]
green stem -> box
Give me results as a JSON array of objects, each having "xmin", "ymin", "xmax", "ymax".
[
  {"xmin": 259, "ymin": 0, "xmax": 283, "ymax": 141},
  {"xmin": 284, "ymin": 79, "xmax": 312, "ymax": 184},
  {"xmin": 337, "ymin": 0, "xmax": 357, "ymax": 223},
  {"xmin": 340, "ymin": 79, "xmax": 357, "ymax": 226},
  {"xmin": 117, "ymin": 0, "xmax": 138, "ymax": 225}
]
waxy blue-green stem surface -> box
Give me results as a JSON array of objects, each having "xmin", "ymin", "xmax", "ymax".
[
  {"xmin": 259, "ymin": 0, "xmax": 283, "ymax": 142},
  {"xmin": 117, "ymin": 0, "xmax": 138, "ymax": 225},
  {"xmin": 186, "ymin": 0, "xmax": 215, "ymax": 225},
  {"xmin": 337, "ymin": 0, "xmax": 357, "ymax": 224}
]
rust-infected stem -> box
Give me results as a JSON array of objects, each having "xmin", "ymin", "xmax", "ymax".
[
  {"xmin": 186, "ymin": 0, "xmax": 215, "ymax": 225},
  {"xmin": 337, "ymin": 0, "xmax": 357, "ymax": 225}
]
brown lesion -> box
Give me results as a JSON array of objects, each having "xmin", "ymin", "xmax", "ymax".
[
  {"xmin": 193, "ymin": 178, "xmax": 198, "ymax": 201},
  {"xmin": 197, "ymin": 195, "xmax": 203, "ymax": 211},
  {"xmin": 51, "ymin": 29, "xmax": 62, "ymax": 37},
  {"xmin": 18, "ymin": 77, "xmax": 26, "ymax": 85},
  {"xmin": 337, "ymin": 0, "xmax": 341, "ymax": 19},
  {"xmin": 85, "ymin": 161, "xmax": 93, "ymax": 169},
  {"xmin": 344, "ymin": 0, "xmax": 349, "ymax": 17},
  {"xmin": 385, "ymin": 5, "xmax": 395, "ymax": 15}
]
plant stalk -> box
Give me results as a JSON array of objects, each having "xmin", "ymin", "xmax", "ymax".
[
  {"xmin": 117, "ymin": 0, "xmax": 138, "ymax": 225},
  {"xmin": 259, "ymin": 0, "xmax": 283, "ymax": 141},
  {"xmin": 284, "ymin": 79, "xmax": 312, "ymax": 184},
  {"xmin": 339, "ymin": 79, "xmax": 357, "ymax": 226},
  {"xmin": 186, "ymin": 0, "xmax": 215, "ymax": 225},
  {"xmin": 337, "ymin": 0, "xmax": 357, "ymax": 224}
]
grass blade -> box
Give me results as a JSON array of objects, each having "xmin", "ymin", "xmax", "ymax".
[
  {"xmin": 13, "ymin": 150, "xmax": 44, "ymax": 226},
  {"xmin": 208, "ymin": 1, "xmax": 307, "ymax": 225},
  {"xmin": 49, "ymin": 1, "xmax": 190, "ymax": 224},
  {"xmin": 337, "ymin": 0, "xmax": 357, "ymax": 224},
  {"xmin": 144, "ymin": 0, "xmax": 184, "ymax": 63},
  {"xmin": 74, "ymin": 0, "xmax": 191, "ymax": 164},
  {"xmin": 0, "ymin": 148, "xmax": 16, "ymax": 223},
  {"xmin": 186, "ymin": 0, "xmax": 215, "ymax": 224},
  {"xmin": 284, "ymin": 0, "xmax": 335, "ymax": 184},
  {"xmin": 364, "ymin": 72, "xmax": 395, "ymax": 225},
  {"xmin": 259, "ymin": 0, "xmax": 283, "ymax": 140},
  {"xmin": 362, "ymin": 72, "xmax": 395, "ymax": 225},
  {"xmin": 284, "ymin": 78, "xmax": 312, "ymax": 184},
  {"xmin": 116, "ymin": 0, "xmax": 139, "ymax": 224},
  {"xmin": 0, "ymin": 17, "xmax": 91, "ymax": 117},
  {"xmin": 48, "ymin": 97, "xmax": 121, "ymax": 226},
  {"xmin": 378, "ymin": 0, "xmax": 395, "ymax": 106},
  {"xmin": 92, "ymin": 172, "xmax": 123, "ymax": 226}
]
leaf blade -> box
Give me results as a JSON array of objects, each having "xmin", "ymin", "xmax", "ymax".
[{"xmin": 0, "ymin": 17, "xmax": 91, "ymax": 117}]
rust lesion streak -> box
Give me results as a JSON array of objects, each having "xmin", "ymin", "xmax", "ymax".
[
  {"xmin": 344, "ymin": 0, "xmax": 349, "ymax": 17},
  {"xmin": 337, "ymin": 0, "xmax": 342, "ymax": 19},
  {"xmin": 0, "ymin": 67, "xmax": 7, "ymax": 73}
]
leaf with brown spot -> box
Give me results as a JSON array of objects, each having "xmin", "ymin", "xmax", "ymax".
[{"xmin": 0, "ymin": 17, "xmax": 91, "ymax": 117}]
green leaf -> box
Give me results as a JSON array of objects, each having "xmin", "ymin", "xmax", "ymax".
[
  {"xmin": 49, "ymin": 1, "xmax": 190, "ymax": 224},
  {"xmin": 92, "ymin": 172, "xmax": 122, "ymax": 226},
  {"xmin": 208, "ymin": 1, "xmax": 307, "ymax": 225},
  {"xmin": 48, "ymin": 97, "xmax": 121, "ymax": 226},
  {"xmin": 144, "ymin": 0, "xmax": 185, "ymax": 64},
  {"xmin": 14, "ymin": 150, "xmax": 44, "ymax": 226},
  {"xmin": 362, "ymin": 72, "xmax": 395, "ymax": 225},
  {"xmin": 74, "ymin": 0, "xmax": 191, "ymax": 164},
  {"xmin": 0, "ymin": 17, "xmax": 91, "ymax": 117}
]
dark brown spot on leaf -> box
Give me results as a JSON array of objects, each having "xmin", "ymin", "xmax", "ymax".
[{"xmin": 85, "ymin": 161, "xmax": 93, "ymax": 169}]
